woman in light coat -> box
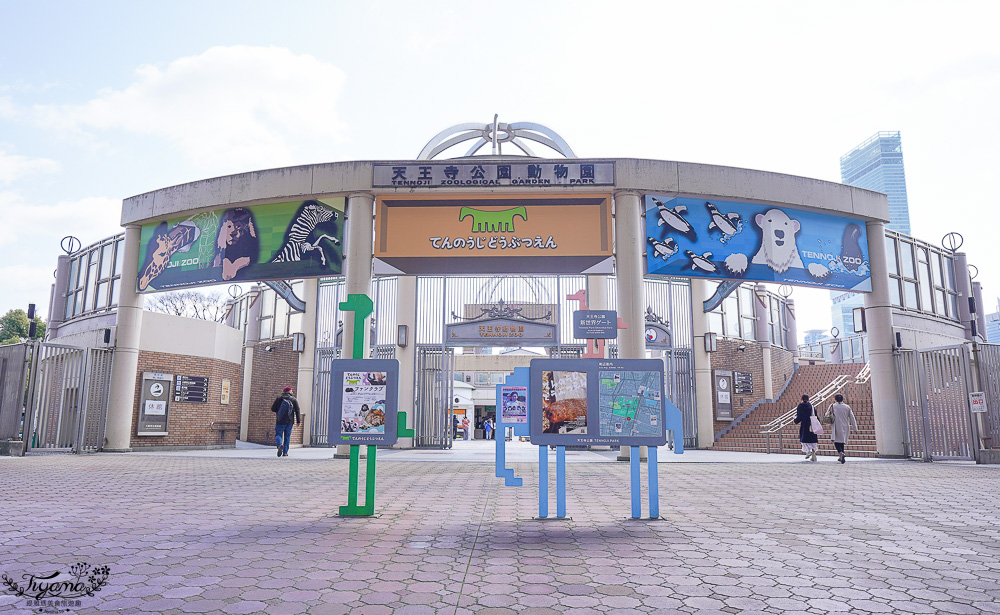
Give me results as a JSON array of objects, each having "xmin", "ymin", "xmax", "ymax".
[{"xmin": 825, "ymin": 393, "xmax": 858, "ymax": 464}]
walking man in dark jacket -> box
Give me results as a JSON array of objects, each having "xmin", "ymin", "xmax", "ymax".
[{"xmin": 271, "ymin": 386, "xmax": 301, "ymax": 457}]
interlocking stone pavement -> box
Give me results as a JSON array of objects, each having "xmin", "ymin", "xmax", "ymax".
[{"xmin": 1, "ymin": 453, "xmax": 999, "ymax": 614}]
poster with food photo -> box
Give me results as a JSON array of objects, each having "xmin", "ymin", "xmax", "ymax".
[{"xmin": 541, "ymin": 370, "xmax": 588, "ymax": 434}]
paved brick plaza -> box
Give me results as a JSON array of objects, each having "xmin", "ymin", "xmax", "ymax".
[{"xmin": 2, "ymin": 453, "xmax": 999, "ymax": 614}]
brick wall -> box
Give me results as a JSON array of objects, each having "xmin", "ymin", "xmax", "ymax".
[
  {"xmin": 131, "ymin": 351, "xmax": 242, "ymax": 448},
  {"xmin": 710, "ymin": 339, "xmax": 794, "ymax": 435},
  {"xmin": 246, "ymin": 338, "xmax": 302, "ymax": 447}
]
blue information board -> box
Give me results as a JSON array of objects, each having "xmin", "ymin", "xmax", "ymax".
[
  {"xmin": 573, "ymin": 310, "xmax": 618, "ymax": 339},
  {"xmin": 528, "ymin": 358, "xmax": 668, "ymax": 447}
]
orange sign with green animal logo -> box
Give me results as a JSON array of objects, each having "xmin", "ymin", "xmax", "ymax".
[{"xmin": 373, "ymin": 194, "xmax": 613, "ymax": 275}]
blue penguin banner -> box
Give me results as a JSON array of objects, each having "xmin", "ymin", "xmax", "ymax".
[{"xmin": 644, "ymin": 195, "xmax": 872, "ymax": 292}]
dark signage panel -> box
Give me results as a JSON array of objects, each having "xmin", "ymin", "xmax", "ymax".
[
  {"xmin": 174, "ymin": 375, "xmax": 209, "ymax": 403},
  {"xmin": 573, "ymin": 310, "xmax": 618, "ymax": 339}
]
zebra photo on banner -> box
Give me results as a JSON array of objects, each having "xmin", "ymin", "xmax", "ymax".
[
  {"xmin": 270, "ymin": 200, "xmax": 341, "ymax": 266},
  {"xmin": 135, "ymin": 197, "xmax": 346, "ymax": 293}
]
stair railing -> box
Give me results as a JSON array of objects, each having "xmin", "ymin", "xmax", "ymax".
[
  {"xmin": 760, "ymin": 374, "xmax": 851, "ymax": 453},
  {"xmin": 855, "ymin": 362, "xmax": 871, "ymax": 384}
]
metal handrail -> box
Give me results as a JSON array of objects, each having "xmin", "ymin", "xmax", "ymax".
[
  {"xmin": 855, "ymin": 362, "xmax": 871, "ymax": 384},
  {"xmin": 760, "ymin": 374, "xmax": 852, "ymax": 452}
]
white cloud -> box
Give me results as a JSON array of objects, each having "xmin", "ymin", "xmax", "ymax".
[
  {"xmin": 0, "ymin": 146, "xmax": 60, "ymax": 184},
  {"xmin": 33, "ymin": 46, "xmax": 347, "ymax": 173},
  {"xmin": 0, "ymin": 191, "xmax": 121, "ymax": 249}
]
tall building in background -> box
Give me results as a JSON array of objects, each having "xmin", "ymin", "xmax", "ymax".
[
  {"xmin": 987, "ymin": 298, "xmax": 1000, "ymax": 343},
  {"xmin": 831, "ymin": 132, "xmax": 913, "ymax": 336}
]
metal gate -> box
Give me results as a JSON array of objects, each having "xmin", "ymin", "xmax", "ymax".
[
  {"xmin": 896, "ymin": 344, "xmax": 979, "ymax": 461},
  {"xmin": 23, "ymin": 343, "xmax": 114, "ymax": 453},
  {"xmin": 976, "ymin": 343, "xmax": 1000, "ymax": 449},
  {"xmin": 415, "ymin": 346, "xmax": 454, "ymax": 448},
  {"xmin": 0, "ymin": 343, "xmax": 30, "ymax": 440},
  {"xmin": 663, "ymin": 348, "xmax": 696, "ymax": 449}
]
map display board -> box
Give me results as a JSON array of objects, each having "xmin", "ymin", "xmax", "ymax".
[
  {"xmin": 328, "ymin": 359, "xmax": 399, "ymax": 446},
  {"xmin": 528, "ymin": 359, "xmax": 667, "ymax": 446}
]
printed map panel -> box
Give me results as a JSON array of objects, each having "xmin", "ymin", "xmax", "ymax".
[{"xmin": 598, "ymin": 370, "xmax": 663, "ymax": 438}]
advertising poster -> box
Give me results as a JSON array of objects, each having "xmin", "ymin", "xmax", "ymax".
[
  {"xmin": 500, "ymin": 386, "xmax": 528, "ymax": 424},
  {"xmin": 373, "ymin": 194, "xmax": 613, "ymax": 275},
  {"xmin": 136, "ymin": 197, "xmax": 345, "ymax": 293},
  {"xmin": 529, "ymin": 359, "xmax": 668, "ymax": 446},
  {"xmin": 328, "ymin": 359, "xmax": 399, "ymax": 446},
  {"xmin": 645, "ymin": 195, "xmax": 872, "ymax": 292}
]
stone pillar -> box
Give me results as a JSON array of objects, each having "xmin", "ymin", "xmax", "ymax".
[
  {"xmin": 691, "ymin": 278, "xmax": 714, "ymax": 449},
  {"xmin": 338, "ymin": 192, "xmax": 375, "ymax": 458},
  {"xmin": 973, "ymin": 281, "xmax": 987, "ymax": 342},
  {"xmin": 784, "ymin": 298, "xmax": 798, "ymax": 360},
  {"xmin": 394, "ymin": 276, "xmax": 418, "ymax": 448},
  {"xmin": 104, "ymin": 225, "xmax": 144, "ymax": 452},
  {"xmin": 614, "ymin": 191, "xmax": 647, "ymax": 461},
  {"xmin": 754, "ymin": 285, "xmax": 774, "ymax": 399},
  {"xmin": 47, "ymin": 254, "xmax": 71, "ymax": 333},
  {"xmin": 297, "ymin": 278, "xmax": 319, "ymax": 446},
  {"xmin": 239, "ymin": 285, "xmax": 262, "ymax": 441},
  {"xmin": 863, "ymin": 221, "xmax": 905, "ymax": 457},
  {"xmin": 954, "ymin": 252, "xmax": 973, "ymax": 341},
  {"xmin": 587, "ymin": 275, "xmax": 610, "ymax": 357}
]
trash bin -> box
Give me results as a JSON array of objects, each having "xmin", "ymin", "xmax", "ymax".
[{"xmin": 475, "ymin": 428, "xmax": 484, "ymax": 440}]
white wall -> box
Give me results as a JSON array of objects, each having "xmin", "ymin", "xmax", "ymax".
[{"xmin": 139, "ymin": 311, "xmax": 244, "ymax": 364}]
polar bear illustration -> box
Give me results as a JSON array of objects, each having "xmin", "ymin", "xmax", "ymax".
[{"xmin": 751, "ymin": 209, "xmax": 804, "ymax": 274}]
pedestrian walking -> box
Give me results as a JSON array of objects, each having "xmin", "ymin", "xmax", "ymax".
[
  {"xmin": 793, "ymin": 394, "xmax": 819, "ymax": 461},
  {"xmin": 825, "ymin": 393, "xmax": 859, "ymax": 464},
  {"xmin": 484, "ymin": 417, "xmax": 494, "ymax": 440},
  {"xmin": 461, "ymin": 417, "xmax": 471, "ymax": 440},
  {"xmin": 452, "ymin": 414, "xmax": 459, "ymax": 439},
  {"xmin": 271, "ymin": 386, "xmax": 301, "ymax": 457}
]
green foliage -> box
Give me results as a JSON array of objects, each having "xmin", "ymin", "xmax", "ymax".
[{"xmin": 0, "ymin": 309, "xmax": 46, "ymax": 345}]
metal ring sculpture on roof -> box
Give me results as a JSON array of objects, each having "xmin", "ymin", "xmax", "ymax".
[{"xmin": 417, "ymin": 114, "xmax": 577, "ymax": 160}]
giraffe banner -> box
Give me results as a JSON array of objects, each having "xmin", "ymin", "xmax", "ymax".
[
  {"xmin": 136, "ymin": 197, "xmax": 345, "ymax": 293},
  {"xmin": 372, "ymin": 194, "xmax": 613, "ymax": 275}
]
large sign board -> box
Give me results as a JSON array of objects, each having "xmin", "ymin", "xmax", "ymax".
[
  {"xmin": 528, "ymin": 359, "xmax": 667, "ymax": 446},
  {"xmin": 137, "ymin": 197, "xmax": 345, "ymax": 293},
  {"xmin": 137, "ymin": 372, "xmax": 172, "ymax": 436},
  {"xmin": 373, "ymin": 161, "xmax": 614, "ymax": 188},
  {"xmin": 446, "ymin": 318, "xmax": 557, "ymax": 346},
  {"xmin": 573, "ymin": 310, "xmax": 618, "ymax": 339},
  {"xmin": 328, "ymin": 359, "xmax": 399, "ymax": 446},
  {"xmin": 373, "ymin": 194, "xmax": 613, "ymax": 275},
  {"xmin": 645, "ymin": 195, "xmax": 872, "ymax": 292}
]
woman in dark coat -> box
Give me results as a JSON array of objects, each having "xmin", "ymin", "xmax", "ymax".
[{"xmin": 793, "ymin": 394, "xmax": 819, "ymax": 461}]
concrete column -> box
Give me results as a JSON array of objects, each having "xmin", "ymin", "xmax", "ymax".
[
  {"xmin": 104, "ymin": 225, "xmax": 144, "ymax": 452},
  {"xmin": 691, "ymin": 278, "xmax": 714, "ymax": 449},
  {"xmin": 973, "ymin": 281, "xmax": 987, "ymax": 342},
  {"xmin": 587, "ymin": 275, "xmax": 610, "ymax": 357},
  {"xmin": 394, "ymin": 275, "xmax": 418, "ymax": 448},
  {"xmin": 47, "ymin": 254, "xmax": 71, "ymax": 332},
  {"xmin": 954, "ymin": 252, "xmax": 973, "ymax": 341},
  {"xmin": 338, "ymin": 192, "xmax": 375, "ymax": 458},
  {"xmin": 613, "ymin": 191, "xmax": 647, "ymax": 461},
  {"xmin": 863, "ymin": 221, "xmax": 905, "ymax": 457},
  {"xmin": 754, "ymin": 285, "xmax": 774, "ymax": 399},
  {"xmin": 784, "ymin": 298, "xmax": 798, "ymax": 360},
  {"xmin": 297, "ymin": 278, "xmax": 319, "ymax": 445},
  {"xmin": 239, "ymin": 285, "xmax": 262, "ymax": 442}
]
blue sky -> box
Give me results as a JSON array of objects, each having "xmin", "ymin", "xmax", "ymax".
[{"xmin": 2, "ymin": 0, "xmax": 999, "ymax": 336}]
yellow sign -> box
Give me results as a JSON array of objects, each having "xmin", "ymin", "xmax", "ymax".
[{"xmin": 373, "ymin": 194, "xmax": 613, "ymax": 275}]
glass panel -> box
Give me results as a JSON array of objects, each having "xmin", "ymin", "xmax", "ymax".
[
  {"xmin": 68, "ymin": 258, "xmax": 80, "ymax": 289},
  {"xmin": 885, "ymin": 236, "xmax": 898, "ymax": 276},
  {"xmin": 741, "ymin": 317, "xmax": 756, "ymax": 341},
  {"xmin": 949, "ymin": 294, "xmax": 958, "ymax": 318},
  {"xmin": 262, "ymin": 291, "xmax": 274, "ymax": 317},
  {"xmin": 65, "ymin": 293, "xmax": 75, "ymax": 319},
  {"xmin": 900, "ymin": 242, "xmax": 915, "ymax": 278},
  {"xmin": 707, "ymin": 312, "xmax": 723, "ymax": 335},
  {"xmin": 115, "ymin": 240, "xmax": 124, "ymax": 275},
  {"xmin": 934, "ymin": 252, "xmax": 945, "ymax": 289},
  {"xmin": 723, "ymin": 296, "xmax": 739, "ymax": 337},
  {"xmin": 475, "ymin": 372, "xmax": 490, "ymax": 385},
  {"xmin": 942, "ymin": 257, "xmax": 956, "ymax": 291},
  {"xmin": 73, "ymin": 290, "xmax": 84, "ymax": 316},
  {"xmin": 904, "ymin": 281, "xmax": 919, "ymax": 309},
  {"xmin": 96, "ymin": 281, "xmax": 109, "ymax": 309},
  {"xmin": 288, "ymin": 311, "xmax": 302, "ymax": 334},
  {"xmin": 738, "ymin": 286, "xmax": 754, "ymax": 318},
  {"xmin": 918, "ymin": 258, "xmax": 932, "ymax": 313},
  {"xmin": 454, "ymin": 372, "xmax": 465, "ymax": 382},
  {"xmin": 889, "ymin": 279, "xmax": 901, "ymax": 307},
  {"xmin": 491, "ymin": 373, "xmax": 507, "ymax": 385},
  {"xmin": 934, "ymin": 290, "xmax": 947, "ymax": 317},
  {"xmin": 274, "ymin": 307, "xmax": 288, "ymax": 338},
  {"xmin": 100, "ymin": 244, "xmax": 112, "ymax": 278},
  {"xmin": 260, "ymin": 316, "xmax": 272, "ymax": 340},
  {"xmin": 111, "ymin": 278, "xmax": 120, "ymax": 307}
]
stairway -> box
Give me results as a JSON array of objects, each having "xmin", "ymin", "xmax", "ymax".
[{"xmin": 713, "ymin": 363, "xmax": 878, "ymax": 458}]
